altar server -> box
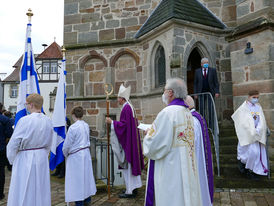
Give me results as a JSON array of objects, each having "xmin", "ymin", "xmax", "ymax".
[
  {"xmin": 232, "ymin": 90, "xmax": 268, "ymax": 179},
  {"xmin": 7, "ymin": 93, "xmax": 53, "ymax": 206},
  {"xmin": 63, "ymin": 106, "xmax": 96, "ymax": 205}
]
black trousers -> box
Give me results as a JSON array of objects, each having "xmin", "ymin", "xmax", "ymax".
[{"xmin": 0, "ymin": 149, "xmax": 6, "ymax": 197}]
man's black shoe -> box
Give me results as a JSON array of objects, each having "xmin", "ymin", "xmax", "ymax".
[
  {"xmin": 121, "ymin": 189, "xmax": 138, "ymax": 195},
  {"xmin": 0, "ymin": 194, "xmax": 5, "ymax": 200},
  {"xmin": 238, "ymin": 160, "xmax": 246, "ymax": 174},
  {"xmin": 246, "ymin": 170, "xmax": 259, "ymax": 181},
  {"xmin": 119, "ymin": 193, "xmax": 136, "ymax": 198}
]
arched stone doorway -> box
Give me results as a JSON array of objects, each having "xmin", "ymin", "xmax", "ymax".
[{"xmin": 187, "ymin": 48, "xmax": 202, "ymax": 94}]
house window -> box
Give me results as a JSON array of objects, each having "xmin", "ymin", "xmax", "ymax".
[
  {"xmin": 39, "ymin": 60, "xmax": 59, "ymax": 81},
  {"xmin": 51, "ymin": 62, "xmax": 58, "ymax": 73},
  {"xmin": 155, "ymin": 45, "xmax": 166, "ymax": 88},
  {"xmin": 10, "ymin": 85, "xmax": 18, "ymax": 98},
  {"xmin": 43, "ymin": 62, "xmax": 50, "ymax": 73}
]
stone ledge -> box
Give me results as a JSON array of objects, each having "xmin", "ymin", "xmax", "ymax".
[
  {"xmin": 66, "ymin": 90, "xmax": 163, "ymax": 101},
  {"xmin": 226, "ymin": 17, "xmax": 274, "ymax": 42},
  {"xmin": 65, "ymin": 39, "xmax": 141, "ymax": 50}
]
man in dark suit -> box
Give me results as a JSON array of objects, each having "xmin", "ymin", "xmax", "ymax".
[
  {"xmin": 0, "ymin": 103, "xmax": 13, "ymax": 200},
  {"xmin": 194, "ymin": 58, "xmax": 220, "ymax": 128}
]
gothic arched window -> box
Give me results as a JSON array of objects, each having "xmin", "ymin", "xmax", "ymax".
[{"xmin": 155, "ymin": 45, "xmax": 166, "ymax": 88}]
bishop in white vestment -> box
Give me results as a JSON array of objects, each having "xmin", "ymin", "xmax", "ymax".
[
  {"xmin": 63, "ymin": 106, "xmax": 96, "ymax": 204},
  {"xmin": 144, "ymin": 78, "xmax": 202, "ymax": 206},
  {"xmin": 232, "ymin": 90, "xmax": 268, "ymax": 177},
  {"xmin": 7, "ymin": 94, "xmax": 53, "ymax": 206}
]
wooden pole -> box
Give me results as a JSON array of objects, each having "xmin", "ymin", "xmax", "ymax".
[
  {"xmin": 104, "ymin": 84, "xmax": 113, "ymax": 200},
  {"xmin": 106, "ymin": 99, "xmax": 110, "ymax": 200}
]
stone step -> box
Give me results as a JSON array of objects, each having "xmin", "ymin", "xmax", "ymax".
[
  {"xmin": 213, "ymin": 154, "xmax": 237, "ymax": 165},
  {"xmin": 219, "ymin": 136, "xmax": 238, "ymax": 145},
  {"xmin": 213, "ymin": 164, "xmax": 243, "ymax": 177},
  {"xmin": 219, "ymin": 127, "xmax": 236, "ymax": 137},
  {"xmin": 219, "ymin": 145, "xmax": 237, "ymax": 154},
  {"xmin": 214, "ymin": 176, "xmax": 274, "ymax": 188}
]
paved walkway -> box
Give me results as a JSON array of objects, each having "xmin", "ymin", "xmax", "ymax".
[{"xmin": 1, "ymin": 169, "xmax": 274, "ymax": 206}]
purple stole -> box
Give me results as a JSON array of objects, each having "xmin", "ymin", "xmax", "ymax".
[
  {"xmin": 145, "ymin": 99, "xmax": 188, "ymax": 206},
  {"xmin": 191, "ymin": 110, "xmax": 214, "ymax": 203}
]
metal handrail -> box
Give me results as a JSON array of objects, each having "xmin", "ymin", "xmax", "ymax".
[
  {"xmin": 91, "ymin": 136, "xmax": 115, "ymax": 186},
  {"xmin": 190, "ymin": 92, "xmax": 220, "ymax": 176}
]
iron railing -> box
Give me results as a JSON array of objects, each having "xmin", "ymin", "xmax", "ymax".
[
  {"xmin": 91, "ymin": 136, "xmax": 115, "ymax": 186},
  {"xmin": 190, "ymin": 92, "xmax": 220, "ymax": 176}
]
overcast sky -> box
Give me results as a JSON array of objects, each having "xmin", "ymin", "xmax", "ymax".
[{"xmin": 0, "ymin": 0, "xmax": 64, "ymax": 77}]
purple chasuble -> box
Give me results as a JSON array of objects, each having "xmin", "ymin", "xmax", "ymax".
[
  {"xmin": 145, "ymin": 98, "xmax": 188, "ymax": 206},
  {"xmin": 113, "ymin": 103, "xmax": 144, "ymax": 176},
  {"xmin": 192, "ymin": 110, "xmax": 214, "ymax": 203}
]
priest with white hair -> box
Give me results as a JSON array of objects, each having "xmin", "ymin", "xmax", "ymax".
[
  {"xmin": 106, "ymin": 83, "xmax": 144, "ymax": 198},
  {"xmin": 185, "ymin": 95, "xmax": 214, "ymax": 206},
  {"xmin": 143, "ymin": 78, "xmax": 202, "ymax": 206}
]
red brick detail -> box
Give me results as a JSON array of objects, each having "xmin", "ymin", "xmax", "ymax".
[
  {"xmin": 66, "ymin": 101, "xmax": 74, "ymax": 114},
  {"xmin": 79, "ymin": 50, "xmax": 108, "ymax": 69},
  {"xmin": 137, "ymin": 66, "xmax": 142, "ymax": 72},
  {"xmin": 84, "ymin": 64, "xmax": 94, "ymax": 71},
  {"xmin": 233, "ymin": 80, "xmax": 274, "ymax": 96},
  {"xmin": 123, "ymin": 7, "xmax": 138, "ymax": 11},
  {"xmin": 99, "ymin": 29, "xmax": 114, "ymax": 41},
  {"xmin": 80, "ymin": 8, "xmax": 95, "ymax": 13},
  {"xmin": 126, "ymin": 25, "xmax": 141, "ymax": 32},
  {"xmin": 110, "ymin": 48, "xmax": 140, "ymax": 67},
  {"xmin": 115, "ymin": 28, "xmax": 125, "ymax": 40},
  {"xmin": 110, "ymin": 100, "xmax": 118, "ymax": 108},
  {"xmin": 250, "ymin": 2, "xmax": 254, "ymax": 12},
  {"xmin": 97, "ymin": 101, "xmax": 107, "ymax": 108},
  {"xmin": 93, "ymin": 83, "xmax": 105, "ymax": 95},
  {"xmin": 87, "ymin": 109, "xmax": 99, "ymax": 115},
  {"xmin": 90, "ymin": 102, "xmax": 96, "ymax": 108}
]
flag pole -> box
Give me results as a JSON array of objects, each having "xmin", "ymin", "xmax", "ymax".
[{"xmin": 104, "ymin": 83, "xmax": 113, "ymax": 200}]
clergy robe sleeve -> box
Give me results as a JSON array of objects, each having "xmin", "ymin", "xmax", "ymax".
[
  {"xmin": 143, "ymin": 110, "xmax": 173, "ymax": 160},
  {"xmin": 6, "ymin": 118, "xmax": 27, "ymax": 164},
  {"xmin": 63, "ymin": 127, "xmax": 74, "ymax": 158}
]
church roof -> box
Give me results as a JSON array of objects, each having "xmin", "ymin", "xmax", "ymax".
[
  {"xmin": 135, "ymin": 0, "xmax": 226, "ymax": 38},
  {"xmin": 36, "ymin": 42, "xmax": 62, "ymax": 59}
]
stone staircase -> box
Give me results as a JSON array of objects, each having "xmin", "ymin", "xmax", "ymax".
[{"xmin": 213, "ymin": 126, "xmax": 274, "ymax": 188}]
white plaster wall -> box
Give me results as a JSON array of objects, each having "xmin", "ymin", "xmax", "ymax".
[
  {"xmin": 39, "ymin": 82, "xmax": 58, "ymax": 117},
  {"xmin": 3, "ymin": 83, "xmax": 18, "ymax": 113},
  {"xmin": 2, "ymin": 82, "xmax": 58, "ymax": 118}
]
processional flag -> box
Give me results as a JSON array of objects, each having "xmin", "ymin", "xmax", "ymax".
[
  {"xmin": 49, "ymin": 47, "xmax": 67, "ymax": 170},
  {"xmin": 14, "ymin": 9, "xmax": 41, "ymax": 127}
]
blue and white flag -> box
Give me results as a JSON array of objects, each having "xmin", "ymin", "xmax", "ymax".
[
  {"xmin": 50, "ymin": 54, "xmax": 67, "ymax": 170},
  {"xmin": 14, "ymin": 20, "xmax": 41, "ymax": 126}
]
